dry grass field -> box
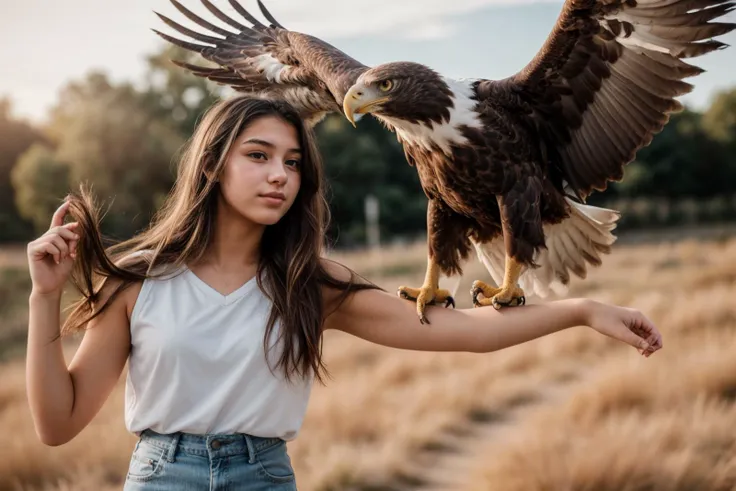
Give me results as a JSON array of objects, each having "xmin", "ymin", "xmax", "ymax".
[{"xmin": 1, "ymin": 228, "xmax": 735, "ymax": 491}]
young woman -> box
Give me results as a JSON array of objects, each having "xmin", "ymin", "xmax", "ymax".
[{"xmin": 25, "ymin": 95, "xmax": 662, "ymax": 490}]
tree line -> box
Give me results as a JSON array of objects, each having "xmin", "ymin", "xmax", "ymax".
[{"xmin": 1, "ymin": 45, "xmax": 735, "ymax": 248}]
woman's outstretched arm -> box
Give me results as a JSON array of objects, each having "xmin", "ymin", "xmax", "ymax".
[{"xmin": 323, "ymin": 264, "xmax": 662, "ymax": 357}]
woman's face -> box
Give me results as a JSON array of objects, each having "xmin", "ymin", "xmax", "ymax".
[{"xmin": 218, "ymin": 115, "xmax": 302, "ymax": 226}]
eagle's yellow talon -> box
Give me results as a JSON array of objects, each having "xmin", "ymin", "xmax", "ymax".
[
  {"xmin": 398, "ymin": 285, "xmax": 455, "ymax": 324},
  {"xmin": 471, "ymin": 280, "xmax": 501, "ymax": 307},
  {"xmin": 491, "ymin": 293, "xmax": 526, "ymax": 310},
  {"xmin": 472, "ymin": 280, "xmax": 525, "ymax": 309}
]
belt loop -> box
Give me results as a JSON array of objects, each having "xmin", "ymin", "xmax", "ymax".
[
  {"xmin": 165, "ymin": 432, "xmax": 182, "ymax": 463},
  {"xmin": 244, "ymin": 434, "xmax": 256, "ymax": 464}
]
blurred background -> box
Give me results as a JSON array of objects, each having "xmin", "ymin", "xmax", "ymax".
[{"xmin": 1, "ymin": 1, "xmax": 735, "ymax": 490}]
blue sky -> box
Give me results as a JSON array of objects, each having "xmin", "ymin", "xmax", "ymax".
[{"xmin": 2, "ymin": 0, "xmax": 734, "ymax": 123}]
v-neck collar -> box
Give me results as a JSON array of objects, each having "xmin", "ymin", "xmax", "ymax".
[{"xmin": 183, "ymin": 267, "xmax": 258, "ymax": 306}]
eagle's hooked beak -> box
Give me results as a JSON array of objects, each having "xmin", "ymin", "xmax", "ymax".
[{"xmin": 343, "ymin": 83, "xmax": 389, "ymax": 128}]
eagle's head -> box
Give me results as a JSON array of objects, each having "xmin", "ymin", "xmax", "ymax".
[{"xmin": 342, "ymin": 62, "xmax": 455, "ymax": 129}]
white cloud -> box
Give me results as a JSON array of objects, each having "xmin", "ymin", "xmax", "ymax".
[
  {"xmin": 402, "ymin": 19, "xmax": 460, "ymax": 41},
  {"xmin": 7, "ymin": 0, "xmax": 550, "ymax": 122},
  {"xmin": 5, "ymin": 0, "xmax": 732, "ymax": 123},
  {"xmin": 195, "ymin": 0, "xmax": 560, "ymax": 40}
]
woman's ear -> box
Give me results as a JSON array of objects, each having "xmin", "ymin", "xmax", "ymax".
[
  {"xmin": 203, "ymin": 170, "xmax": 219, "ymax": 183},
  {"xmin": 202, "ymin": 150, "xmax": 219, "ymax": 183}
]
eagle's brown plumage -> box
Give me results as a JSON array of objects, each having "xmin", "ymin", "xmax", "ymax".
[
  {"xmin": 155, "ymin": 0, "xmax": 735, "ymax": 322},
  {"xmin": 153, "ymin": 0, "xmax": 369, "ymax": 125},
  {"xmin": 484, "ymin": 0, "xmax": 735, "ymax": 201}
]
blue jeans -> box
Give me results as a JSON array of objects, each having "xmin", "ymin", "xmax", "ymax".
[{"xmin": 123, "ymin": 429, "xmax": 298, "ymax": 490}]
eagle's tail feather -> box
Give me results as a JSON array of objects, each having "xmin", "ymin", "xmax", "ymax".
[
  {"xmin": 525, "ymin": 198, "xmax": 620, "ymax": 297},
  {"xmin": 473, "ymin": 198, "xmax": 620, "ymax": 299}
]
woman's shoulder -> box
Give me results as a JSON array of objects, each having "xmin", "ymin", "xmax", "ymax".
[
  {"xmin": 109, "ymin": 249, "xmax": 157, "ymax": 320},
  {"xmin": 90, "ymin": 275, "xmax": 143, "ymax": 325},
  {"xmin": 116, "ymin": 248, "xmax": 155, "ymax": 267},
  {"xmin": 117, "ymin": 248, "xmax": 183, "ymax": 277},
  {"xmin": 319, "ymin": 257, "xmax": 353, "ymax": 282},
  {"xmin": 318, "ymin": 257, "xmax": 386, "ymax": 326},
  {"xmin": 319, "ymin": 257, "xmax": 381, "ymax": 289}
]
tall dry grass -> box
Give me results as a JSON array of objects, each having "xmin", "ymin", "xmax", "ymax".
[
  {"xmin": 459, "ymin": 236, "xmax": 736, "ymax": 491},
  {"xmin": 0, "ymin": 230, "xmax": 734, "ymax": 490}
]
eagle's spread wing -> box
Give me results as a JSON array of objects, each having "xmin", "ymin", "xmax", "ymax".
[
  {"xmin": 479, "ymin": 0, "xmax": 735, "ymax": 200},
  {"xmin": 153, "ymin": 0, "xmax": 369, "ymax": 124}
]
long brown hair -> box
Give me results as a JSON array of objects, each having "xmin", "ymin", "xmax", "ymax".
[{"xmin": 62, "ymin": 95, "xmax": 380, "ymax": 383}]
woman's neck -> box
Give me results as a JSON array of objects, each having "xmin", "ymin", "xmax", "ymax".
[{"xmin": 200, "ymin": 198, "xmax": 264, "ymax": 270}]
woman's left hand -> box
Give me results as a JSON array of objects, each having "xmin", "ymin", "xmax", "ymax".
[{"xmin": 583, "ymin": 299, "xmax": 663, "ymax": 357}]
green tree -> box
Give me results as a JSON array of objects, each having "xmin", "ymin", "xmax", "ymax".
[
  {"xmin": 594, "ymin": 106, "xmax": 736, "ymax": 201},
  {"xmin": 140, "ymin": 45, "xmax": 224, "ymax": 138},
  {"xmin": 9, "ymin": 45, "xmax": 224, "ymax": 241},
  {"xmin": 12, "ymin": 71, "xmax": 186, "ymax": 239},
  {"xmin": 11, "ymin": 143, "xmax": 70, "ymax": 233},
  {"xmin": 0, "ymin": 98, "xmax": 47, "ymax": 241},
  {"xmin": 316, "ymin": 115, "xmax": 427, "ymax": 247},
  {"xmin": 702, "ymin": 87, "xmax": 736, "ymax": 144},
  {"xmin": 55, "ymin": 72, "xmax": 185, "ymax": 237}
]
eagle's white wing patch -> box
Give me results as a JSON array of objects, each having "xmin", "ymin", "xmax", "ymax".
[{"xmin": 252, "ymin": 53, "xmax": 292, "ymax": 83}]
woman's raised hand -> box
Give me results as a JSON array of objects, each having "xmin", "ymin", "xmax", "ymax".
[{"xmin": 27, "ymin": 200, "xmax": 80, "ymax": 296}]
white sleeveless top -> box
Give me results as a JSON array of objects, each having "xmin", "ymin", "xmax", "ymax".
[{"xmin": 124, "ymin": 263, "xmax": 314, "ymax": 440}]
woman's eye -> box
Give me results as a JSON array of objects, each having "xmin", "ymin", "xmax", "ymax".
[
  {"xmin": 286, "ymin": 159, "xmax": 301, "ymax": 168},
  {"xmin": 248, "ymin": 151, "xmax": 267, "ymax": 160}
]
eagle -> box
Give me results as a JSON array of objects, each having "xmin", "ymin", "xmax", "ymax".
[{"xmin": 154, "ymin": 0, "xmax": 735, "ymax": 323}]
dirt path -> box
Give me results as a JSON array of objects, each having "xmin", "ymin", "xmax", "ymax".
[{"xmin": 386, "ymin": 371, "xmax": 586, "ymax": 491}]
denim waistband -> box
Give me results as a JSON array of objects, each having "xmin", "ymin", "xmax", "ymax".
[{"xmin": 139, "ymin": 428, "xmax": 284, "ymax": 464}]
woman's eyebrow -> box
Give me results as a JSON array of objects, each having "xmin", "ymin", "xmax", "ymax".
[
  {"xmin": 242, "ymin": 138, "xmax": 274, "ymax": 147},
  {"xmin": 243, "ymin": 138, "xmax": 301, "ymax": 154}
]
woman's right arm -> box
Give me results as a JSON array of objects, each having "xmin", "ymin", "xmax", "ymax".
[{"xmin": 25, "ymin": 200, "xmax": 138, "ymax": 446}]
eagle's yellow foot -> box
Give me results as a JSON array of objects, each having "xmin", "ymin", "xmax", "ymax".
[
  {"xmin": 471, "ymin": 280, "xmax": 526, "ymax": 310},
  {"xmin": 398, "ymin": 285, "xmax": 455, "ymax": 324}
]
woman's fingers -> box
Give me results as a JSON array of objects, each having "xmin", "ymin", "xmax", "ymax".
[
  {"xmin": 32, "ymin": 242, "xmax": 62, "ymax": 265},
  {"xmin": 27, "ymin": 222, "xmax": 80, "ymax": 265},
  {"xmin": 49, "ymin": 200, "xmax": 70, "ymax": 229},
  {"xmin": 45, "ymin": 235, "xmax": 69, "ymax": 262},
  {"xmin": 64, "ymin": 222, "xmax": 80, "ymax": 257},
  {"xmin": 44, "ymin": 224, "xmax": 79, "ymax": 241},
  {"xmin": 39, "ymin": 223, "xmax": 80, "ymax": 261},
  {"xmin": 628, "ymin": 312, "xmax": 662, "ymax": 357},
  {"xmin": 26, "ymin": 203, "xmax": 78, "ymax": 268},
  {"xmin": 639, "ymin": 313, "xmax": 662, "ymax": 350},
  {"xmin": 622, "ymin": 326, "xmax": 652, "ymax": 352}
]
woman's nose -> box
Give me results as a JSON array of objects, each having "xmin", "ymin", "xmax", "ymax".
[{"xmin": 268, "ymin": 162, "xmax": 288, "ymax": 184}]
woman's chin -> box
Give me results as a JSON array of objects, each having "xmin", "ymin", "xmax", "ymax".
[{"xmin": 246, "ymin": 209, "xmax": 288, "ymax": 226}]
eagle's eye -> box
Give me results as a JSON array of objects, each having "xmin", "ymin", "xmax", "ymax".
[{"xmin": 378, "ymin": 79, "xmax": 393, "ymax": 92}]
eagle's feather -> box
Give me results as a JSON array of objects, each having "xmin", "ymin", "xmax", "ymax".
[
  {"xmin": 481, "ymin": 0, "xmax": 735, "ymax": 200},
  {"xmin": 153, "ymin": 0, "xmax": 369, "ymax": 125},
  {"xmin": 155, "ymin": 0, "xmax": 735, "ymax": 296}
]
